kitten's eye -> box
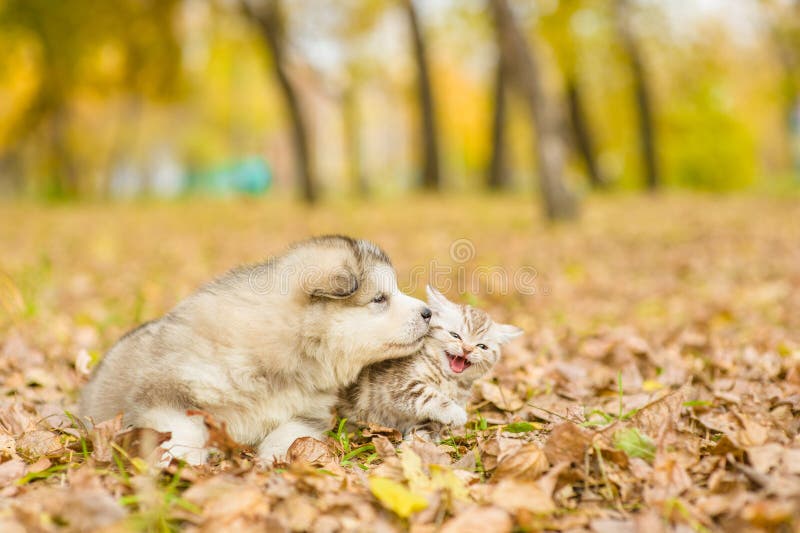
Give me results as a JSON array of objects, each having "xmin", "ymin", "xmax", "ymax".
[
  {"xmin": 449, "ymin": 332, "xmax": 461, "ymax": 340},
  {"xmin": 477, "ymin": 343, "xmax": 488, "ymax": 350},
  {"xmin": 372, "ymin": 293, "xmax": 387, "ymax": 304}
]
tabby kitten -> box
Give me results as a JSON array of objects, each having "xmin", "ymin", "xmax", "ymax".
[{"xmin": 338, "ymin": 286, "xmax": 522, "ymax": 438}]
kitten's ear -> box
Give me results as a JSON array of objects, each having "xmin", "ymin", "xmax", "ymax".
[
  {"xmin": 426, "ymin": 285, "xmax": 457, "ymax": 314},
  {"xmin": 495, "ymin": 323, "xmax": 524, "ymax": 344}
]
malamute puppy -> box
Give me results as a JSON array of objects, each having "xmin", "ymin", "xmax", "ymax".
[{"xmin": 79, "ymin": 235, "xmax": 432, "ymax": 463}]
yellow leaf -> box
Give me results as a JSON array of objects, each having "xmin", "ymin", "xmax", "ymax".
[
  {"xmin": 368, "ymin": 477, "xmax": 428, "ymax": 518},
  {"xmin": 429, "ymin": 464, "xmax": 470, "ymax": 502},
  {"xmin": 399, "ymin": 447, "xmax": 428, "ymax": 493},
  {"xmin": 642, "ymin": 379, "xmax": 664, "ymax": 392}
]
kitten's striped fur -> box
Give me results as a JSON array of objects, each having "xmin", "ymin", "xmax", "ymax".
[{"xmin": 337, "ymin": 286, "xmax": 522, "ymax": 438}]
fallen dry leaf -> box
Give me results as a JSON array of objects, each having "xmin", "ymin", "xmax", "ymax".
[
  {"xmin": 372, "ymin": 435, "xmax": 397, "ymax": 459},
  {"xmin": 15, "ymin": 430, "xmax": 62, "ymax": 460},
  {"xmin": 286, "ymin": 437, "xmax": 335, "ymax": 467},
  {"xmin": 490, "ymin": 479, "xmax": 555, "ymax": 515},
  {"xmin": 369, "ymin": 477, "xmax": 428, "ymax": 518},
  {"xmin": 0, "ymin": 458, "xmax": 26, "ymax": 485},
  {"xmin": 544, "ymin": 423, "xmax": 593, "ymax": 465},
  {"xmin": 440, "ymin": 505, "xmax": 512, "ymax": 533},
  {"xmin": 89, "ymin": 414, "xmax": 124, "ymax": 462},
  {"xmin": 479, "ymin": 382, "xmax": 524, "ymax": 412},
  {"xmin": 493, "ymin": 443, "xmax": 549, "ymax": 482}
]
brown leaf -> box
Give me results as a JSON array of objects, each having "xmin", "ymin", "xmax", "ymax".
[
  {"xmin": 645, "ymin": 453, "xmax": 693, "ymax": 503},
  {"xmin": 782, "ymin": 448, "xmax": 800, "ymax": 475},
  {"xmin": 477, "ymin": 433, "xmax": 523, "ymax": 471},
  {"xmin": 736, "ymin": 417, "xmax": 769, "ymax": 447},
  {"xmin": 273, "ymin": 494, "xmax": 317, "ymax": 531},
  {"xmin": 0, "ymin": 433, "xmax": 16, "ymax": 459},
  {"xmin": 746, "ymin": 443, "xmax": 783, "ymax": 474},
  {"xmin": 741, "ymin": 500, "xmax": 795, "ymax": 527},
  {"xmin": 183, "ymin": 476, "xmax": 270, "ymax": 526},
  {"xmin": 544, "ymin": 423, "xmax": 593, "ymax": 465},
  {"xmin": 113, "ymin": 427, "xmax": 172, "ymax": 463},
  {"xmin": 0, "ymin": 458, "xmax": 26, "ymax": 486},
  {"xmin": 452, "ymin": 451, "xmax": 477, "ymax": 472},
  {"xmin": 590, "ymin": 518, "xmax": 637, "ymax": 533},
  {"xmin": 524, "ymin": 394, "xmax": 583, "ymax": 423},
  {"xmin": 286, "ymin": 437, "xmax": 335, "ymax": 467},
  {"xmin": 440, "ymin": 506, "xmax": 512, "ymax": 533},
  {"xmin": 361, "ymin": 423, "xmax": 402, "ymax": 443},
  {"xmin": 696, "ymin": 493, "xmax": 741, "ymax": 517},
  {"xmin": 710, "ymin": 435, "xmax": 742, "ymax": 456},
  {"xmin": 371, "ymin": 435, "xmax": 396, "ymax": 459},
  {"xmin": 489, "ymin": 479, "xmax": 555, "ymax": 515},
  {"xmin": 26, "ymin": 456, "xmax": 51, "ymax": 473},
  {"xmin": 90, "ymin": 414, "xmax": 124, "ymax": 462},
  {"xmin": 625, "ymin": 386, "xmax": 686, "ymax": 439},
  {"xmin": 186, "ymin": 409, "xmax": 242, "ymax": 456},
  {"xmin": 0, "ymin": 517, "xmax": 26, "ymax": 533},
  {"xmin": 15, "ymin": 430, "xmax": 62, "ymax": 460},
  {"xmin": 493, "ymin": 443, "xmax": 549, "ymax": 483},
  {"xmin": 12, "ymin": 467, "xmax": 126, "ymax": 530},
  {"xmin": 595, "ymin": 444, "xmax": 629, "ymax": 468},
  {"xmin": 580, "ymin": 337, "xmax": 615, "ymax": 359},
  {"xmin": 0, "ymin": 402, "xmax": 35, "ymax": 435},
  {"xmin": 479, "ymin": 382, "xmax": 523, "ymax": 412},
  {"xmin": 404, "ymin": 439, "xmax": 452, "ymax": 468},
  {"xmin": 52, "ymin": 487, "xmax": 126, "ymax": 530}
]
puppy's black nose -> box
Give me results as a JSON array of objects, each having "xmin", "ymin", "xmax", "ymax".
[{"xmin": 421, "ymin": 307, "xmax": 432, "ymax": 322}]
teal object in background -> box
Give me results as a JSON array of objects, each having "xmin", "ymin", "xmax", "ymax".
[{"xmin": 187, "ymin": 156, "xmax": 272, "ymax": 196}]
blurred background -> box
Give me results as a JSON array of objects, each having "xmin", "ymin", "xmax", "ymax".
[
  {"xmin": 3, "ymin": 4, "xmax": 800, "ymax": 528},
  {"xmin": 1, "ymin": 0, "xmax": 799, "ymax": 215}
]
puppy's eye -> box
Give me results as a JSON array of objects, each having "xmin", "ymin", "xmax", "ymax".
[
  {"xmin": 449, "ymin": 332, "xmax": 461, "ymax": 340},
  {"xmin": 477, "ymin": 343, "xmax": 488, "ymax": 350},
  {"xmin": 372, "ymin": 293, "xmax": 387, "ymax": 304}
]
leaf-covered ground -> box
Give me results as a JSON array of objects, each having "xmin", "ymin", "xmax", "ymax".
[{"xmin": 1, "ymin": 194, "xmax": 799, "ymax": 532}]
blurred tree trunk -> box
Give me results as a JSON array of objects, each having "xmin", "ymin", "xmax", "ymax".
[
  {"xmin": 402, "ymin": 0, "xmax": 440, "ymax": 190},
  {"xmin": 6, "ymin": 42, "xmax": 76, "ymax": 198},
  {"xmin": 489, "ymin": 0, "xmax": 578, "ymax": 220},
  {"xmin": 48, "ymin": 109, "xmax": 77, "ymax": 197},
  {"xmin": 774, "ymin": 43, "xmax": 799, "ymax": 172},
  {"xmin": 766, "ymin": 0, "xmax": 800, "ymax": 176},
  {"xmin": 342, "ymin": 85, "xmax": 368, "ymax": 197},
  {"xmin": 487, "ymin": 59, "xmax": 510, "ymax": 190},
  {"xmin": 565, "ymin": 75, "xmax": 605, "ymax": 188},
  {"xmin": 241, "ymin": 0, "xmax": 316, "ymax": 203},
  {"xmin": 102, "ymin": 96, "xmax": 144, "ymax": 199},
  {"xmin": 614, "ymin": 0, "xmax": 660, "ymax": 191},
  {"xmin": 0, "ymin": 153, "xmax": 23, "ymax": 196}
]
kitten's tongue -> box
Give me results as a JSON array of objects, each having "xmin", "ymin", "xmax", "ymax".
[{"xmin": 449, "ymin": 355, "xmax": 467, "ymax": 373}]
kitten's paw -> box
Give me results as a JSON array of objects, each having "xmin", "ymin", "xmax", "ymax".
[
  {"xmin": 405, "ymin": 427, "xmax": 436, "ymax": 442},
  {"xmin": 436, "ymin": 404, "xmax": 468, "ymax": 427}
]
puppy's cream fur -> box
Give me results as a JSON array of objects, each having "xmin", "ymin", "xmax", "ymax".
[{"xmin": 80, "ymin": 236, "xmax": 431, "ymax": 463}]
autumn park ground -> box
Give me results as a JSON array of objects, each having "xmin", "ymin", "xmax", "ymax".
[{"xmin": 1, "ymin": 193, "xmax": 799, "ymax": 532}]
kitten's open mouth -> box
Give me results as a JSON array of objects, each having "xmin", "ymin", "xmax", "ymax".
[{"xmin": 446, "ymin": 352, "xmax": 472, "ymax": 373}]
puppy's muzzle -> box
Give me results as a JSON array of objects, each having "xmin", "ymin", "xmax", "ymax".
[{"xmin": 421, "ymin": 307, "xmax": 432, "ymax": 323}]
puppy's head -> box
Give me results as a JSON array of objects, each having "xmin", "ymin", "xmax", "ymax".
[{"xmin": 299, "ymin": 236, "xmax": 431, "ymax": 366}]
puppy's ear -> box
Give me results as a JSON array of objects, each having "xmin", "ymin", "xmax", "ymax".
[
  {"xmin": 426, "ymin": 285, "xmax": 457, "ymax": 313},
  {"xmin": 304, "ymin": 265, "xmax": 359, "ymax": 299},
  {"xmin": 495, "ymin": 323, "xmax": 524, "ymax": 344}
]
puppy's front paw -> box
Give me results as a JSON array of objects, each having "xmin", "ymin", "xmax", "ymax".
[
  {"xmin": 158, "ymin": 441, "xmax": 209, "ymax": 467},
  {"xmin": 436, "ymin": 404, "xmax": 468, "ymax": 427},
  {"xmin": 257, "ymin": 441, "xmax": 289, "ymax": 465}
]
